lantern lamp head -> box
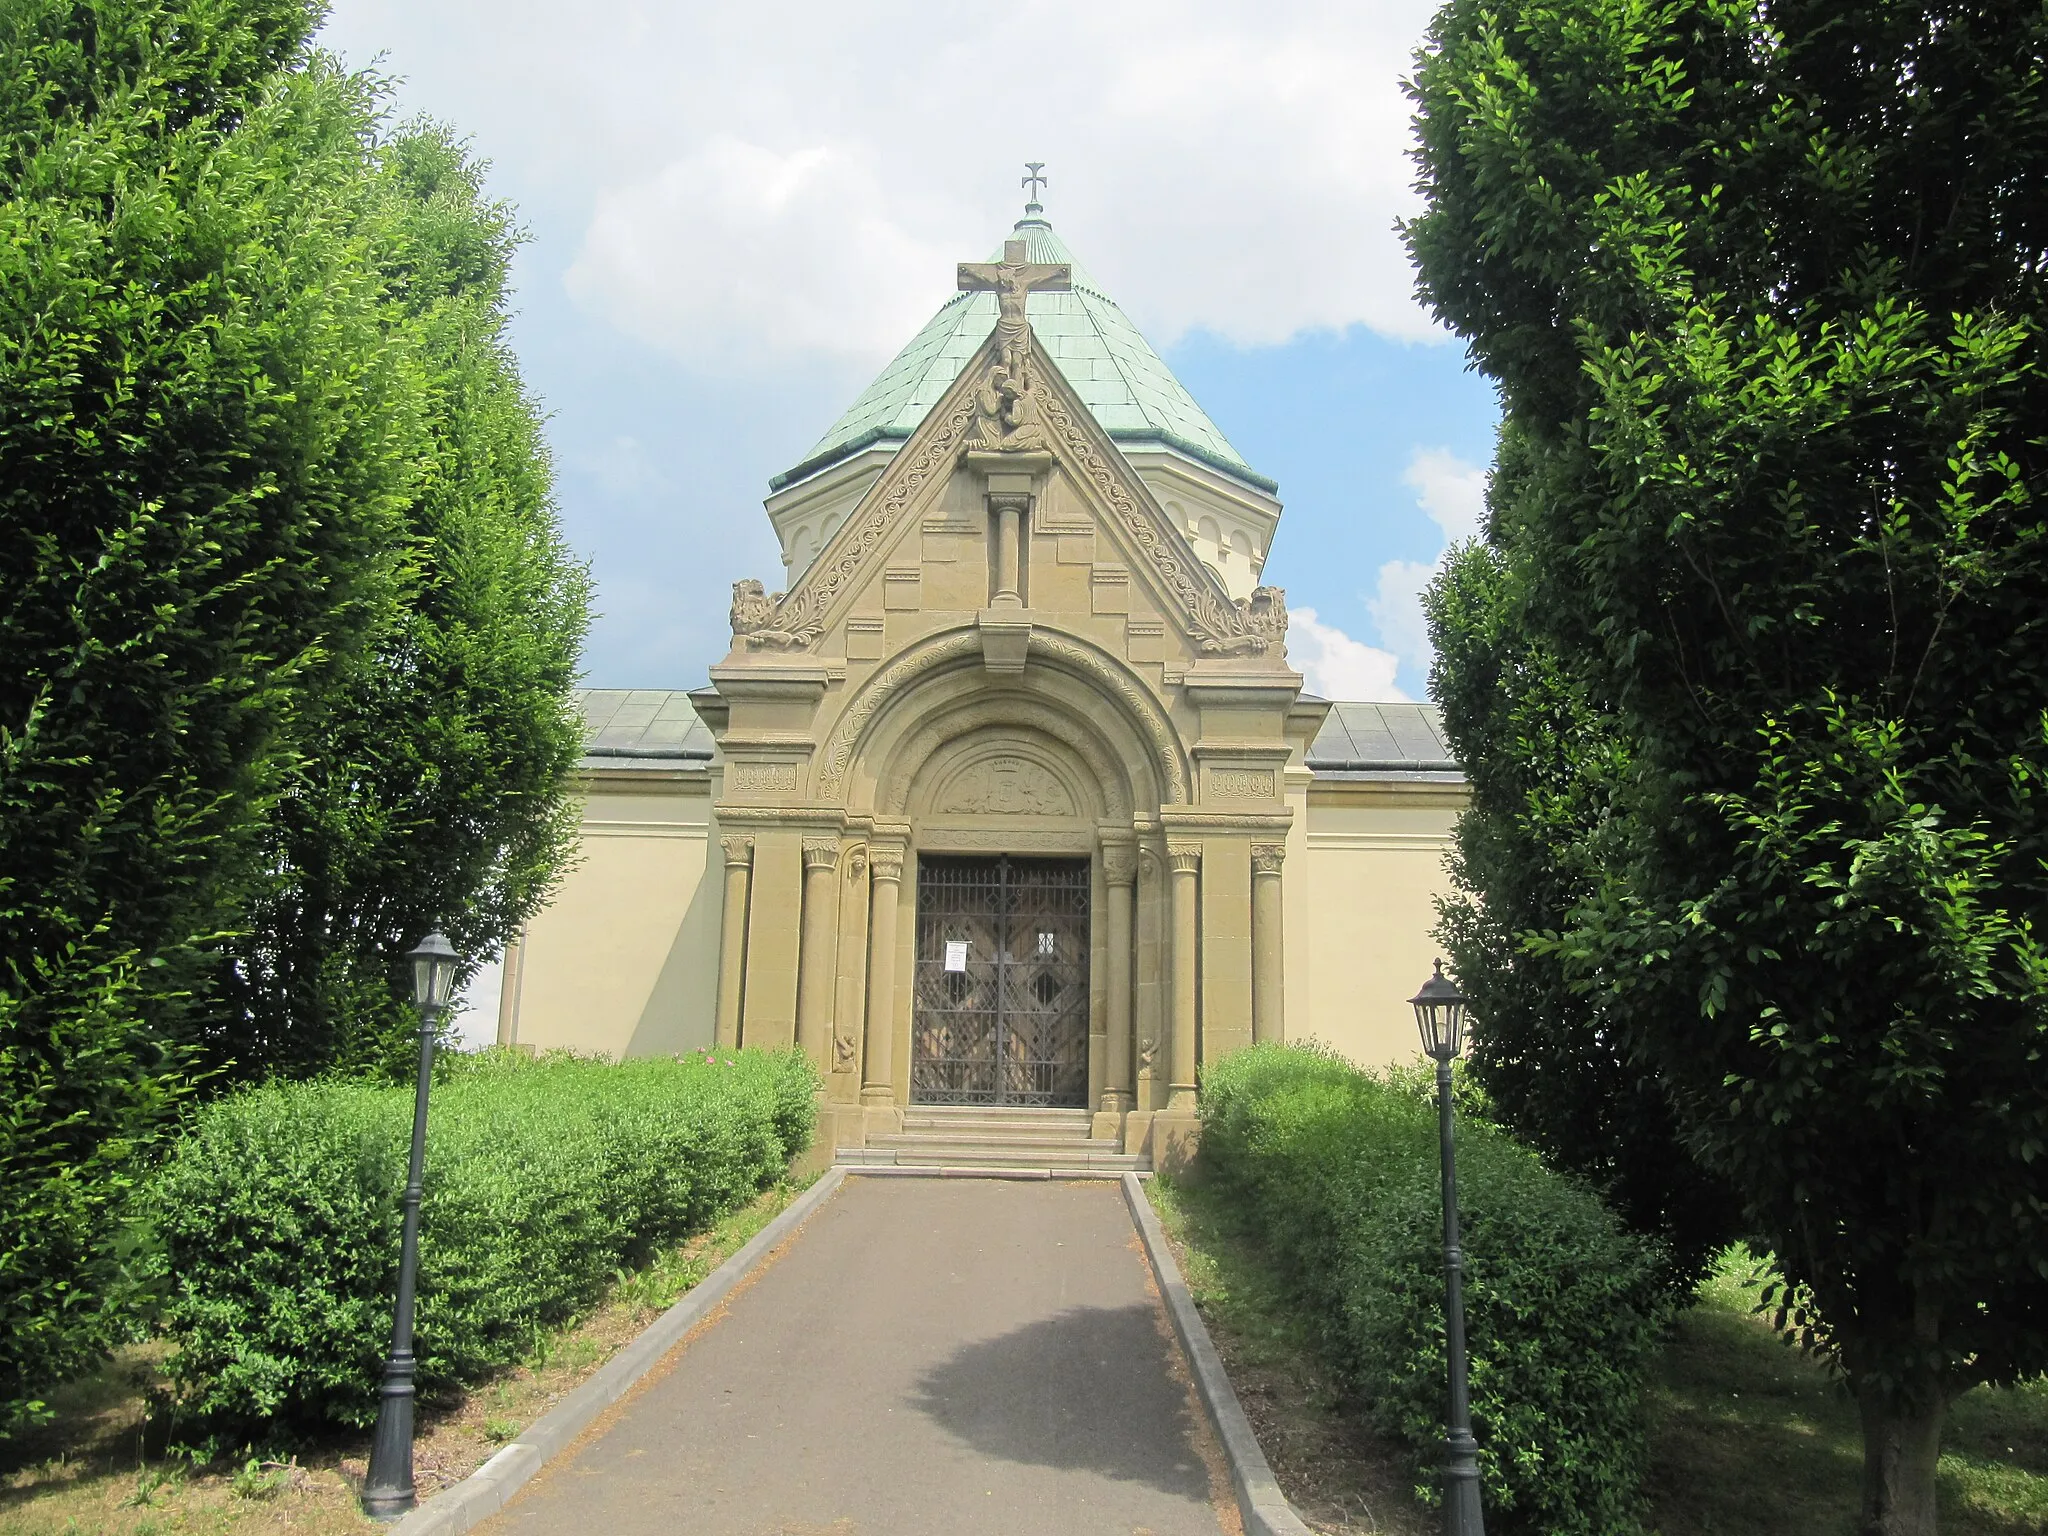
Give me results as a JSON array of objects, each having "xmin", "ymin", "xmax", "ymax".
[
  {"xmin": 406, "ymin": 930, "xmax": 460, "ymax": 1013},
  {"xmin": 1410, "ymin": 958, "xmax": 1469, "ymax": 1062}
]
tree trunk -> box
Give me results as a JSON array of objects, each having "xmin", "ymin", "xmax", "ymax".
[{"xmin": 1857, "ymin": 1375, "xmax": 1945, "ymax": 1536}]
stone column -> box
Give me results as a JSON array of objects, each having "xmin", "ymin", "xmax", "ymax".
[
  {"xmin": 862, "ymin": 846, "xmax": 904, "ymax": 1106},
  {"xmin": 1167, "ymin": 841, "xmax": 1201, "ymax": 1111},
  {"xmin": 715, "ymin": 835, "xmax": 752, "ymax": 1048},
  {"xmin": 795, "ymin": 838, "xmax": 840, "ymax": 1071},
  {"xmin": 494, "ymin": 930, "xmax": 525, "ymax": 1047},
  {"xmin": 1101, "ymin": 844, "xmax": 1137, "ymax": 1114},
  {"xmin": 990, "ymin": 492, "xmax": 1027, "ymax": 608},
  {"xmin": 1251, "ymin": 842, "xmax": 1286, "ymax": 1045}
]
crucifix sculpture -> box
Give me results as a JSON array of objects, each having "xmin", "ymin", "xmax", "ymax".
[
  {"xmin": 957, "ymin": 238, "xmax": 1071, "ymax": 387},
  {"xmin": 956, "ymin": 239, "xmax": 1071, "ymax": 453}
]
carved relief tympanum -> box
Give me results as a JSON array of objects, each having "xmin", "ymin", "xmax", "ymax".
[{"xmin": 936, "ymin": 756, "xmax": 1074, "ymax": 817}]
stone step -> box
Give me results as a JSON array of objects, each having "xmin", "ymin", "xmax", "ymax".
[
  {"xmin": 872, "ymin": 1135, "xmax": 1122, "ymax": 1156},
  {"xmin": 900, "ymin": 1106, "xmax": 1093, "ymax": 1125},
  {"xmin": 837, "ymin": 1144, "xmax": 1145, "ymax": 1171},
  {"xmin": 872, "ymin": 1129, "xmax": 1105, "ymax": 1149}
]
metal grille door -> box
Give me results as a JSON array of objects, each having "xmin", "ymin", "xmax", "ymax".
[{"xmin": 912, "ymin": 855, "xmax": 1090, "ymax": 1106}]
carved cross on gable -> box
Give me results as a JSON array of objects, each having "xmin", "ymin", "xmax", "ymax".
[
  {"xmin": 957, "ymin": 239, "xmax": 1072, "ymax": 303},
  {"xmin": 957, "ymin": 239, "xmax": 1071, "ymax": 385}
]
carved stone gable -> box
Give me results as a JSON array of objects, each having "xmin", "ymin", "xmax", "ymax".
[{"xmin": 728, "ymin": 322, "xmax": 1288, "ymax": 662}]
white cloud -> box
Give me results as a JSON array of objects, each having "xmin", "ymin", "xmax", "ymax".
[
  {"xmin": 565, "ymin": 137, "xmax": 957, "ymax": 369},
  {"xmin": 1291, "ymin": 606, "xmax": 1407, "ymax": 702},
  {"xmin": 319, "ymin": 0, "xmax": 1450, "ymax": 369},
  {"xmin": 1367, "ymin": 558, "xmax": 1437, "ymax": 685},
  {"xmin": 1366, "ymin": 446, "xmax": 1489, "ymax": 684},
  {"xmin": 1404, "ymin": 446, "xmax": 1488, "ymax": 543}
]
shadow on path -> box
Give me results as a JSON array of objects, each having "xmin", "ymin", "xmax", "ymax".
[{"xmin": 909, "ymin": 1301, "xmax": 1210, "ymax": 1501}]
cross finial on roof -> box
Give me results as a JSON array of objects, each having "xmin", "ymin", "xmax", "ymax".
[{"xmin": 1022, "ymin": 161, "xmax": 1048, "ymax": 215}]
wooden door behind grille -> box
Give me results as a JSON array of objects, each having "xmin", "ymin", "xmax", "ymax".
[{"xmin": 911, "ymin": 855, "xmax": 1090, "ymax": 1106}]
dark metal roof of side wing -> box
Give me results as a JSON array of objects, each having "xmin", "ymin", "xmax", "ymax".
[
  {"xmin": 578, "ymin": 689, "xmax": 714, "ymax": 770},
  {"xmin": 1305, "ymin": 701, "xmax": 1464, "ymax": 781},
  {"xmin": 570, "ymin": 692, "xmax": 1460, "ymax": 781}
]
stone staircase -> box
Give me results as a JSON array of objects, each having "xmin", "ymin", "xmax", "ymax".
[{"xmin": 835, "ymin": 1105, "xmax": 1146, "ymax": 1175}]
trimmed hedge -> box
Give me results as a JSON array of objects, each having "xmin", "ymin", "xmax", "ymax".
[
  {"xmin": 1200, "ymin": 1044, "xmax": 1667, "ymax": 1535},
  {"xmin": 144, "ymin": 1048, "xmax": 815, "ymax": 1434}
]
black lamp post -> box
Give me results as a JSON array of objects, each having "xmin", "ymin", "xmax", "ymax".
[
  {"xmin": 1411, "ymin": 959, "xmax": 1485, "ymax": 1536},
  {"xmin": 361, "ymin": 930, "xmax": 460, "ymax": 1520}
]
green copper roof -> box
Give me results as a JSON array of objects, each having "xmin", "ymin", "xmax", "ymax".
[{"xmin": 771, "ymin": 218, "xmax": 1274, "ymax": 494}]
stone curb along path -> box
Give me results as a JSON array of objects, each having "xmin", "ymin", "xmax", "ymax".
[
  {"xmin": 391, "ymin": 1168, "xmax": 849, "ymax": 1536},
  {"xmin": 394, "ymin": 1162, "xmax": 1312, "ymax": 1536},
  {"xmin": 1120, "ymin": 1172, "xmax": 1315, "ymax": 1536}
]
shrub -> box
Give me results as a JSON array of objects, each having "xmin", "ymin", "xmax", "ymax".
[
  {"xmin": 143, "ymin": 1048, "xmax": 816, "ymax": 1434},
  {"xmin": 1201, "ymin": 1044, "xmax": 1668, "ymax": 1535}
]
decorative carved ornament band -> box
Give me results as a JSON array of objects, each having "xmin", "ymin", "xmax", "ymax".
[
  {"xmin": 1210, "ymin": 768, "xmax": 1277, "ymax": 800},
  {"xmin": 885, "ymin": 699, "xmax": 1127, "ymax": 819},
  {"xmin": 817, "ymin": 628, "xmax": 1187, "ymax": 808},
  {"xmin": 817, "ymin": 632, "xmax": 982, "ymax": 796},
  {"xmin": 1032, "ymin": 384, "xmax": 1288, "ymax": 657},
  {"xmin": 729, "ymin": 761, "xmax": 799, "ymax": 792},
  {"xmin": 730, "ymin": 372, "xmax": 985, "ymax": 649}
]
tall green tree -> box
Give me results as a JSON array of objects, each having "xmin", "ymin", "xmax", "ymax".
[
  {"xmin": 1408, "ymin": 3, "xmax": 2048, "ymax": 1532},
  {"xmin": 0, "ymin": 0, "xmax": 413, "ymax": 1428},
  {"xmin": 212, "ymin": 124, "xmax": 589, "ymax": 1080},
  {"xmin": 1, "ymin": 0, "xmax": 587, "ymax": 1427},
  {"xmin": 1426, "ymin": 517, "xmax": 1742, "ymax": 1294}
]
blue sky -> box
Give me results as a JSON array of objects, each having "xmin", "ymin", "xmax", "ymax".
[{"xmin": 316, "ymin": 1, "xmax": 1500, "ymax": 701}]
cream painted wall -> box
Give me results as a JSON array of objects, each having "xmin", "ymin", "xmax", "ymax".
[
  {"xmin": 509, "ymin": 770, "xmax": 1461, "ymax": 1076},
  {"xmin": 1292, "ymin": 783, "xmax": 1464, "ymax": 1069},
  {"xmin": 504, "ymin": 775, "xmax": 721, "ymax": 1058}
]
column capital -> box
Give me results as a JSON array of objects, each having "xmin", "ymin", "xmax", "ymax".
[
  {"xmin": 801, "ymin": 838, "xmax": 841, "ymax": 872},
  {"xmin": 1102, "ymin": 844, "xmax": 1138, "ymax": 887},
  {"xmin": 720, "ymin": 833, "xmax": 755, "ymax": 867},
  {"xmin": 1251, "ymin": 841, "xmax": 1287, "ymax": 876},
  {"xmin": 869, "ymin": 845, "xmax": 906, "ymax": 883},
  {"xmin": 1166, "ymin": 841, "xmax": 1202, "ymax": 875}
]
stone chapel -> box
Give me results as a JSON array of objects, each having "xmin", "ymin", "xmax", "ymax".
[{"xmin": 485, "ymin": 196, "xmax": 1467, "ymax": 1169}]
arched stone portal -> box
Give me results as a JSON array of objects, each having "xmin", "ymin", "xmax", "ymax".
[{"xmin": 700, "ymin": 290, "xmax": 1314, "ymax": 1171}]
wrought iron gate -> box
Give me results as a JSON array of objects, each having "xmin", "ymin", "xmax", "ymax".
[{"xmin": 911, "ymin": 855, "xmax": 1091, "ymax": 1106}]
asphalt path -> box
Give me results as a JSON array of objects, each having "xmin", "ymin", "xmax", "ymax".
[{"xmin": 482, "ymin": 1176, "xmax": 1237, "ymax": 1536}]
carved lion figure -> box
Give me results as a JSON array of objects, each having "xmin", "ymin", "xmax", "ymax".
[
  {"xmin": 729, "ymin": 578, "xmax": 780, "ymax": 636},
  {"xmin": 1239, "ymin": 584, "xmax": 1289, "ymax": 645}
]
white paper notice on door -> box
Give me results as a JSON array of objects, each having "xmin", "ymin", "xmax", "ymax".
[{"xmin": 944, "ymin": 940, "xmax": 969, "ymax": 973}]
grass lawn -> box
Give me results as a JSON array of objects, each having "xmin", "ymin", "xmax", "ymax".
[
  {"xmin": 0, "ymin": 1173, "xmax": 817, "ymax": 1536},
  {"xmin": 1644, "ymin": 1248, "xmax": 2048, "ymax": 1536},
  {"xmin": 1156, "ymin": 1177, "xmax": 2048, "ymax": 1536},
  {"xmin": 1150, "ymin": 1174, "xmax": 1432, "ymax": 1535}
]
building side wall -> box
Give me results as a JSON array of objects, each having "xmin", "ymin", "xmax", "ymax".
[
  {"xmin": 507, "ymin": 776, "xmax": 720, "ymax": 1059},
  {"xmin": 1291, "ymin": 783, "xmax": 1464, "ymax": 1068}
]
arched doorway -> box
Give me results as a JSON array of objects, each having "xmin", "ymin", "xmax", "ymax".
[{"xmin": 911, "ymin": 853, "xmax": 1091, "ymax": 1106}]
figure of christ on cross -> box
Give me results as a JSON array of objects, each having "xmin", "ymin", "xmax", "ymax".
[{"xmin": 957, "ymin": 238, "xmax": 1071, "ymax": 387}]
